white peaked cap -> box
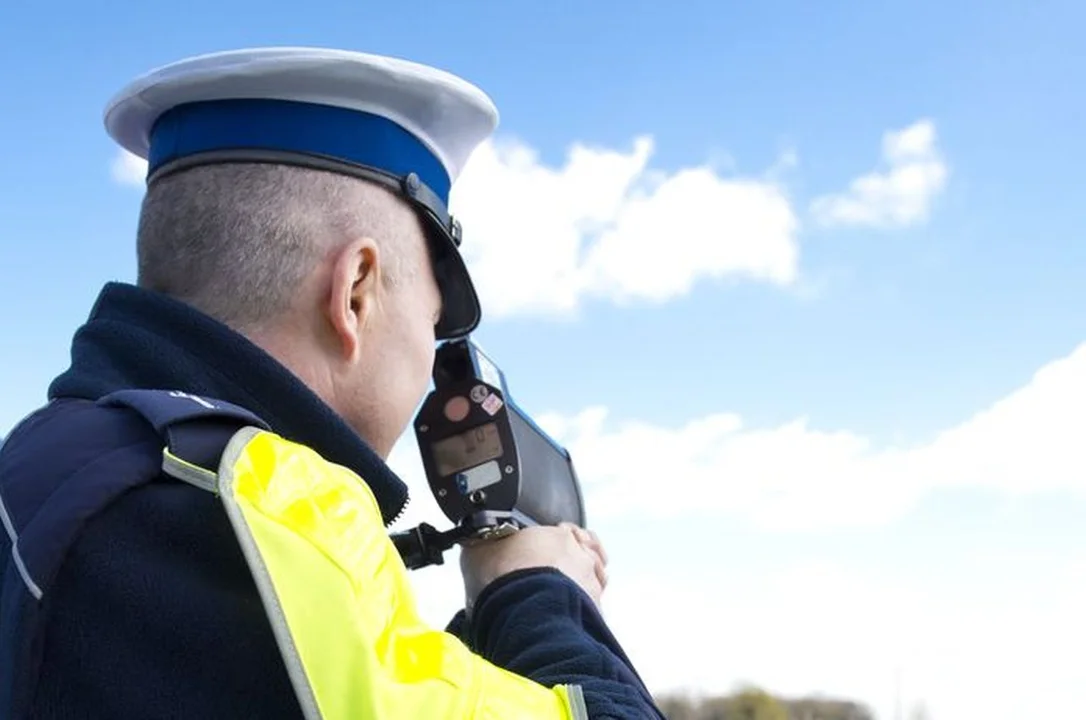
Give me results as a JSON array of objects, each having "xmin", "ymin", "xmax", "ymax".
[
  {"xmin": 104, "ymin": 46, "xmax": 499, "ymax": 191},
  {"xmin": 102, "ymin": 47, "xmax": 501, "ymax": 339}
]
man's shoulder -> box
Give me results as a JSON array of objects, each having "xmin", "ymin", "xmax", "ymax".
[
  {"xmin": 3, "ymin": 396, "xmax": 161, "ymax": 465},
  {"xmin": 1, "ymin": 398, "xmax": 163, "ymax": 502},
  {"xmin": 0, "ymin": 398, "xmax": 169, "ymax": 599}
]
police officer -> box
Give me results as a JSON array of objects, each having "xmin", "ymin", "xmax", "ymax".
[{"xmin": 0, "ymin": 48, "xmax": 663, "ymax": 719}]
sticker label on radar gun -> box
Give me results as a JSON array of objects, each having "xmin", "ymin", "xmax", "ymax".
[{"xmin": 481, "ymin": 394, "xmax": 504, "ymax": 416}]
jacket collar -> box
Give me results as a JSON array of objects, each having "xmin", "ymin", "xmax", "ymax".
[{"xmin": 48, "ymin": 281, "xmax": 409, "ymax": 524}]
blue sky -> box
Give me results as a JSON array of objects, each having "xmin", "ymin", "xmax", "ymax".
[{"xmin": 3, "ymin": 2, "xmax": 1086, "ymax": 718}]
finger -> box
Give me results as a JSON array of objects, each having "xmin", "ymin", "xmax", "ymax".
[
  {"xmin": 563, "ymin": 523, "xmax": 587, "ymax": 540},
  {"xmin": 592, "ymin": 551, "xmax": 608, "ymax": 593},
  {"xmin": 560, "ymin": 523, "xmax": 593, "ymax": 551},
  {"xmin": 585, "ymin": 529, "xmax": 608, "ymax": 566},
  {"xmin": 572, "ymin": 526, "xmax": 608, "ymax": 567},
  {"xmin": 573, "ymin": 538, "xmax": 606, "ymax": 589}
]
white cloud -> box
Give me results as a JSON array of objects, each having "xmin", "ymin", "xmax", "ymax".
[
  {"xmin": 110, "ymin": 149, "xmax": 147, "ymax": 187},
  {"xmin": 449, "ymin": 136, "xmax": 800, "ymax": 319},
  {"xmin": 809, "ymin": 119, "xmax": 948, "ymax": 229},
  {"xmin": 525, "ymin": 340, "xmax": 1086, "ymax": 531}
]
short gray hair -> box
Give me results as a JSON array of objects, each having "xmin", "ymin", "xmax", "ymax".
[{"xmin": 136, "ymin": 162, "xmax": 421, "ymax": 330}]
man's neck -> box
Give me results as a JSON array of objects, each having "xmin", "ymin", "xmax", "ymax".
[{"xmin": 48, "ymin": 281, "xmax": 411, "ymax": 524}]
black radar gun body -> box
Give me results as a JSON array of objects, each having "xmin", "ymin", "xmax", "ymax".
[{"xmin": 391, "ymin": 338, "xmax": 587, "ymax": 570}]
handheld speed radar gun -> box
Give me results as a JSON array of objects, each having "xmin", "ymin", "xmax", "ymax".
[{"xmin": 391, "ymin": 338, "xmax": 587, "ymax": 570}]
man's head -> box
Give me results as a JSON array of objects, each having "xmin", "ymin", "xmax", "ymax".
[
  {"xmin": 104, "ymin": 47, "xmax": 499, "ymax": 457},
  {"xmin": 136, "ymin": 162, "xmax": 442, "ymax": 457}
]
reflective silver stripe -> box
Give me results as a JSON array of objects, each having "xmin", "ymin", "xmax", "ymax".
[
  {"xmin": 161, "ymin": 450, "xmax": 219, "ymax": 493},
  {"xmin": 0, "ymin": 408, "xmax": 47, "ymax": 600},
  {"xmin": 564, "ymin": 685, "xmax": 589, "ymax": 720},
  {"xmin": 0, "ymin": 492, "xmax": 42, "ymax": 600},
  {"xmin": 215, "ymin": 427, "xmax": 324, "ymax": 720}
]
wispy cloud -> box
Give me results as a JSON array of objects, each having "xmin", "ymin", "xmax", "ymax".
[{"xmin": 809, "ymin": 119, "xmax": 948, "ymax": 229}]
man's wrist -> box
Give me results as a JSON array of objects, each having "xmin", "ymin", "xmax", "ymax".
[{"xmin": 465, "ymin": 566, "xmax": 574, "ymax": 619}]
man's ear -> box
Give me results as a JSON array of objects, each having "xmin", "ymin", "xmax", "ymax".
[{"xmin": 326, "ymin": 237, "xmax": 383, "ymax": 363}]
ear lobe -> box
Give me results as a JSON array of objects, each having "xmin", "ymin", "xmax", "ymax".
[{"xmin": 326, "ymin": 238, "xmax": 382, "ymax": 362}]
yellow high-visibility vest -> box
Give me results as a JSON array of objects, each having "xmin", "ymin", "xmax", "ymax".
[{"xmin": 163, "ymin": 424, "xmax": 588, "ymax": 719}]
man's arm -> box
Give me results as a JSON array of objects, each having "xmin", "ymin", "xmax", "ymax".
[
  {"xmin": 452, "ymin": 522, "xmax": 664, "ymax": 718},
  {"xmin": 465, "ymin": 568, "xmax": 665, "ymax": 719}
]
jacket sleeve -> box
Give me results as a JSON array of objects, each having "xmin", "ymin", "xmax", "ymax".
[
  {"xmin": 28, "ymin": 482, "xmax": 306, "ymax": 719},
  {"xmin": 456, "ymin": 568, "xmax": 666, "ymax": 720}
]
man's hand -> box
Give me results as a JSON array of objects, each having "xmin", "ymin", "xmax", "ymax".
[{"xmin": 460, "ymin": 522, "xmax": 609, "ymax": 613}]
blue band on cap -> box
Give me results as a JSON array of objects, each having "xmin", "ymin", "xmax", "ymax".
[{"xmin": 147, "ymin": 98, "xmax": 452, "ymax": 203}]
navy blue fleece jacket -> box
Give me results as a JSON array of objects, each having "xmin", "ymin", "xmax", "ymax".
[{"xmin": 0, "ymin": 282, "xmax": 662, "ymax": 719}]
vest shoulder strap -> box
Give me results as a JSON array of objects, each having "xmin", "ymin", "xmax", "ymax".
[{"xmin": 97, "ymin": 389, "xmax": 271, "ymax": 475}]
